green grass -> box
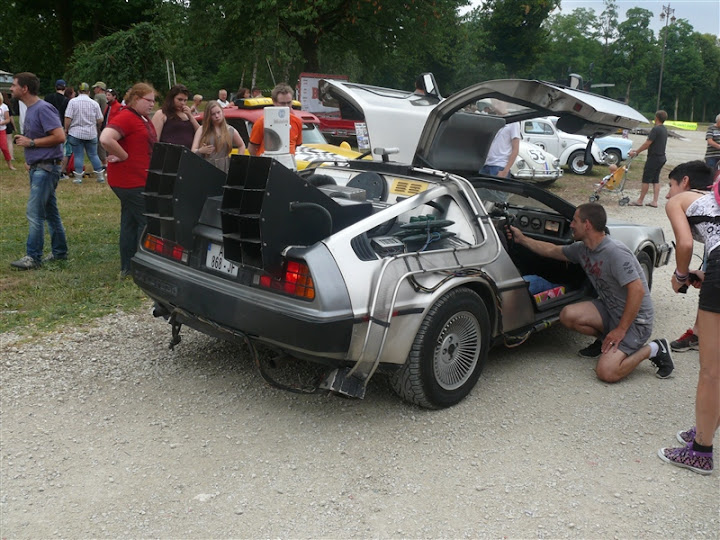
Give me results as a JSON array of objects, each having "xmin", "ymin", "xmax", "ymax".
[{"xmin": 0, "ymin": 147, "xmax": 147, "ymax": 335}]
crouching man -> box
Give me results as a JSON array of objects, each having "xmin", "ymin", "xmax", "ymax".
[{"xmin": 509, "ymin": 203, "xmax": 674, "ymax": 382}]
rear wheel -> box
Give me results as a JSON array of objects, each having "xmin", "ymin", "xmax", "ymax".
[
  {"xmin": 637, "ymin": 251, "xmax": 653, "ymax": 291},
  {"xmin": 389, "ymin": 288, "xmax": 490, "ymax": 409},
  {"xmin": 568, "ymin": 150, "xmax": 593, "ymax": 175}
]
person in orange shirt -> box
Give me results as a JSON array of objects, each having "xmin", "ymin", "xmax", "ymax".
[{"xmin": 248, "ymin": 83, "xmax": 302, "ymax": 156}]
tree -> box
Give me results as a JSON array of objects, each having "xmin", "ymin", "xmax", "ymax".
[
  {"xmin": 65, "ymin": 23, "xmax": 172, "ymax": 95},
  {"xmin": 610, "ymin": 8, "xmax": 657, "ymax": 107},
  {"xmin": 4, "ymin": 0, "xmax": 156, "ymax": 78},
  {"xmin": 482, "ymin": 0, "xmax": 560, "ymax": 77},
  {"xmin": 658, "ymin": 20, "xmax": 704, "ymax": 119},
  {"xmin": 538, "ymin": 9, "xmax": 602, "ymax": 83},
  {"xmin": 693, "ymin": 33, "xmax": 720, "ymax": 121},
  {"xmin": 599, "ymin": 0, "xmax": 619, "ymax": 48}
]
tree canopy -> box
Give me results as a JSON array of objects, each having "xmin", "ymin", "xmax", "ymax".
[{"xmin": 2, "ymin": 0, "xmax": 719, "ymax": 120}]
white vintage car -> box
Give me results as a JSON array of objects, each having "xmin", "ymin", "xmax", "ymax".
[
  {"xmin": 521, "ymin": 117, "xmax": 605, "ymax": 175},
  {"xmin": 510, "ymin": 142, "xmax": 562, "ymax": 184}
]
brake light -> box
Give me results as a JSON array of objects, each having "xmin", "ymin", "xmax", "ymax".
[
  {"xmin": 143, "ymin": 234, "xmax": 189, "ymax": 263},
  {"xmin": 258, "ymin": 260, "xmax": 315, "ymax": 300}
]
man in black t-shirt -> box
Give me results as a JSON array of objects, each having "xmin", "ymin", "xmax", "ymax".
[
  {"xmin": 44, "ymin": 79, "xmax": 69, "ymax": 124},
  {"xmin": 629, "ymin": 110, "xmax": 668, "ymax": 208}
]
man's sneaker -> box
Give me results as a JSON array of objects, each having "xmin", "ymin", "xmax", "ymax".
[
  {"xmin": 10, "ymin": 255, "xmax": 41, "ymax": 270},
  {"xmin": 677, "ymin": 426, "xmax": 696, "ymax": 445},
  {"xmin": 93, "ymin": 168, "xmax": 106, "ymax": 183},
  {"xmin": 72, "ymin": 172, "xmax": 82, "ymax": 184},
  {"xmin": 650, "ymin": 338, "xmax": 674, "ymax": 378},
  {"xmin": 670, "ymin": 328, "xmax": 699, "ymax": 352},
  {"xmin": 658, "ymin": 443, "xmax": 713, "ymax": 475},
  {"xmin": 43, "ymin": 253, "xmax": 67, "ymax": 263},
  {"xmin": 578, "ymin": 339, "xmax": 602, "ymax": 358}
]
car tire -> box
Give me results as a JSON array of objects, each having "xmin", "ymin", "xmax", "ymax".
[
  {"xmin": 637, "ymin": 251, "xmax": 653, "ymax": 291},
  {"xmin": 604, "ymin": 149, "xmax": 622, "ymax": 166},
  {"xmin": 389, "ymin": 287, "xmax": 490, "ymax": 409},
  {"xmin": 568, "ymin": 150, "xmax": 593, "ymax": 175}
]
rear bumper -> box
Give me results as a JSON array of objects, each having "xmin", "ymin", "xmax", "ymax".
[{"xmin": 132, "ymin": 252, "xmax": 354, "ymax": 358}]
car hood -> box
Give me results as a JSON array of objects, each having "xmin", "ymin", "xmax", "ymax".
[{"xmin": 319, "ymin": 78, "xmax": 648, "ymax": 172}]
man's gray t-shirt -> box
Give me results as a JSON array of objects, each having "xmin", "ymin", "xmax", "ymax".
[
  {"xmin": 647, "ymin": 124, "xmax": 667, "ymax": 161},
  {"xmin": 562, "ymin": 236, "xmax": 653, "ymax": 326}
]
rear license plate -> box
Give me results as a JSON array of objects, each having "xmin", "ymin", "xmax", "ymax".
[{"xmin": 206, "ymin": 243, "xmax": 238, "ymax": 277}]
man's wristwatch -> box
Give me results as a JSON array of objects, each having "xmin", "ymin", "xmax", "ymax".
[{"xmin": 29, "ymin": 139, "xmax": 36, "ymax": 148}]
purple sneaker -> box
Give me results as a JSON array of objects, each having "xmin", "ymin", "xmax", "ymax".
[
  {"xmin": 658, "ymin": 443, "xmax": 713, "ymax": 475},
  {"xmin": 677, "ymin": 426, "xmax": 696, "ymax": 445}
]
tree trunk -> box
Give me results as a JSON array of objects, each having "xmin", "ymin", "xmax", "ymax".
[
  {"xmin": 296, "ymin": 34, "xmax": 321, "ymax": 73},
  {"xmin": 624, "ymin": 80, "xmax": 632, "ymax": 104},
  {"xmin": 690, "ymin": 97, "xmax": 694, "ymax": 122},
  {"xmin": 55, "ymin": 0, "xmax": 74, "ymax": 68},
  {"xmin": 252, "ymin": 58, "xmax": 258, "ymax": 90},
  {"xmin": 674, "ymin": 95, "xmax": 679, "ymax": 121}
]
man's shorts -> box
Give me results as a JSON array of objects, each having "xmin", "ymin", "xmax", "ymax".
[
  {"xmin": 592, "ymin": 299, "xmax": 652, "ymax": 355},
  {"xmin": 699, "ymin": 248, "xmax": 720, "ymax": 314},
  {"xmin": 641, "ymin": 158, "xmax": 666, "ymax": 183},
  {"xmin": 63, "ymin": 140, "xmax": 72, "ymax": 158}
]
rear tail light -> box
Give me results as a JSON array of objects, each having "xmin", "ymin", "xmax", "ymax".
[
  {"xmin": 142, "ymin": 234, "xmax": 189, "ymax": 263},
  {"xmin": 258, "ymin": 260, "xmax": 315, "ymax": 300}
]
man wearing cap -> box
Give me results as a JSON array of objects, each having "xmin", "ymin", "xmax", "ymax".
[
  {"xmin": 10, "ymin": 72, "xmax": 68, "ymax": 270},
  {"xmin": 44, "ymin": 79, "xmax": 69, "ymax": 124},
  {"xmin": 64, "ymin": 82, "xmax": 104, "ymax": 183},
  {"xmin": 92, "ymin": 82, "xmax": 109, "ymax": 167}
]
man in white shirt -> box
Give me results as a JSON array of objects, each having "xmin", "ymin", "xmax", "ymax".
[
  {"xmin": 64, "ymin": 82, "xmax": 104, "ymax": 183},
  {"xmin": 481, "ymin": 122, "xmax": 520, "ymax": 178}
]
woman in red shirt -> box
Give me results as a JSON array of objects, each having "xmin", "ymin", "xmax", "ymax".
[{"xmin": 99, "ymin": 82, "xmax": 158, "ymax": 276}]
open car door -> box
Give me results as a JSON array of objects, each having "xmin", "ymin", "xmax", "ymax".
[{"xmin": 413, "ymin": 79, "xmax": 649, "ymax": 173}]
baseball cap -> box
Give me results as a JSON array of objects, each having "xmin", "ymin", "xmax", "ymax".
[
  {"xmin": 78, "ymin": 82, "xmax": 90, "ymax": 92},
  {"xmin": 55, "ymin": 79, "xmax": 66, "ymax": 88},
  {"xmin": 93, "ymin": 81, "xmax": 107, "ymax": 90}
]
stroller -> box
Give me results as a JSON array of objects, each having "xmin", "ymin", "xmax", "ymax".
[{"xmin": 589, "ymin": 157, "xmax": 634, "ymax": 206}]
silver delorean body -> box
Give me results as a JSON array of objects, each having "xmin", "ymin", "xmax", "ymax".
[{"xmin": 132, "ymin": 79, "xmax": 672, "ymax": 408}]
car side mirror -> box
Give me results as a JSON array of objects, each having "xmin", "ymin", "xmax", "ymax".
[{"xmin": 418, "ymin": 73, "xmax": 441, "ymax": 99}]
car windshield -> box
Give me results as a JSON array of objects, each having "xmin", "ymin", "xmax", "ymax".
[{"xmin": 302, "ymin": 124, "xmax": 328, "ymax": 144}]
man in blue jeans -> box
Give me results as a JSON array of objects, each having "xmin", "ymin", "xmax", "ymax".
[
  {"xmin": 64, "ymin": 82, "xmax": 104, "ymax": 184},
  {"xmin": 10, "ymin": 72, "xmax": 68, "ymax": 270}
]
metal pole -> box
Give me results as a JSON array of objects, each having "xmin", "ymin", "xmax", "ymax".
[{"xmin": 656, "ymin": 4, "xmax": 675, "ymax": 111}]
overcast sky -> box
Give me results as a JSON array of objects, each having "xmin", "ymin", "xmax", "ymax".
[{"xmin": 461, "ymin": 0, "xmax": 720, "ymax": 37}]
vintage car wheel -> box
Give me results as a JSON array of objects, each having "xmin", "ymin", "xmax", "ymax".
[
  {"xmin": 637, "ymin": 251, "xmax": 653, "ymax": 291},
  {"xmin": 604, "ymin": 149, "xmax": 622, "ymax": 166},
  {"xmin": 389, "ymin": 288, "xmax": 490, "ymax": 409},
  {"xmin": 568, "ymin": 150, "xmax": 593, "ymax": 175}
]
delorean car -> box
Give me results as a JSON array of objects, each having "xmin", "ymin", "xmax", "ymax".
[{"xmin": 132, "ymin": 79, "xmax": 672, "ymax": 409}]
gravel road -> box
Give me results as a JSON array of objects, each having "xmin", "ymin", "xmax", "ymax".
[{"xmin": 2, "ymin": 130, "xmax": 718, "ymax": 538}]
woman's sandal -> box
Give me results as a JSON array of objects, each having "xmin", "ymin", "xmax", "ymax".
[{"xmin": 645, "ymin": 202, "xmax": 658, "ymax": 208}]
